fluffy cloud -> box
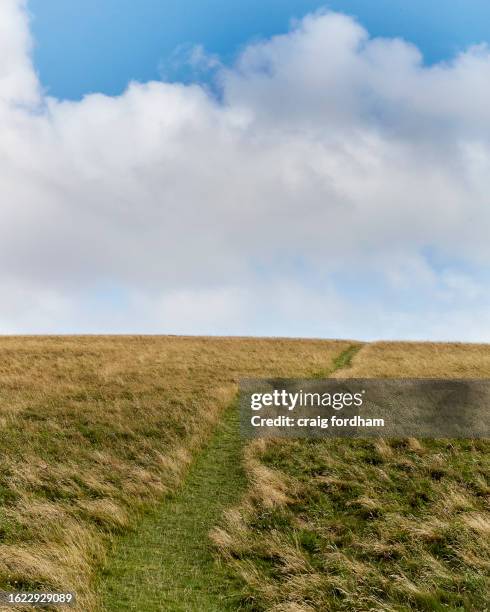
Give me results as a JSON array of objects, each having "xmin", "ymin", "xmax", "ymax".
[{"xmin": 1, "ymin": 1, "xmax": 490, "ymax": 339}]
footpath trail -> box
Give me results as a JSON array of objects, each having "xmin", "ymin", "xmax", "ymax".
[
  {"xmin": 100, "ymin": 344, "xmax": 361, "ymax": 611},
  {"xmin": 100, "ymin": 402, "xmax": 247, "ymax": 611}
]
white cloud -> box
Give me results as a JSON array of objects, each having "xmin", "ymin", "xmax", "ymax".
[
  {"xmin": 1, "ymin": 1, "xmax": 490, "ymax": 339},
  {"xmin": 0, "ymin": 0, "xmax": 39, "ymax": 105}
]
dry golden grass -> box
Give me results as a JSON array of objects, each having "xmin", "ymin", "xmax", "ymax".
[
  {"xmin": 216, "ymin": 342, "xmax": 490, "ymax": 611},
  {"xmin": 0, "ymin": 335, "xmax": 349, "ymax": 611},
  {"xmin": 340, "ymin": 340, "xmax": 490, "ymax": 378}
]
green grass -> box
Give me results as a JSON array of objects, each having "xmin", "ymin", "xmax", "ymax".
[
  {"xmin": 99, "ymin": 400, "xmax": 249, "ymax": 611},
  {"xmin": 99, "ymin": 344, "xmax": 359, "ymax": 611},
  {"xmin": 214, "ymin": 342, "xmax": 490, "ymax": 611},
  {"xmin": 245, "ymin": 438, "xmax": 489, "ymax": 610},
  {"xmin": 0, "ymin": 335, "xmax": 348, "ymax": 610},
  {"xmin": 331, "ymin": 343, "xmax": 362, "ymax": 372},
  {"xmin": 311, "ymin": 343, "xmax": 363, "ymax": 378},
  {"xmin": 4, "ymin": 338, "xmax": 488, "ymax": 610}
]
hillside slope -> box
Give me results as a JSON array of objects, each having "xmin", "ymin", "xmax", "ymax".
[
  {"xmin": 0, "ymin": 336, "xmax": 348, "ymax": 611},
  {"xmin": 214, "ymin": 342, "xmax": 490, "ymax": 611}
]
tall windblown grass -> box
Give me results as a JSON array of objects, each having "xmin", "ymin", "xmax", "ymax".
[
  {"xmin": 214, "ymin": 342, "xmax": 490, "ymax": 611},
  {"xmin": 0, "ymin": 335, "xmax": 348, "ymax": 611}
]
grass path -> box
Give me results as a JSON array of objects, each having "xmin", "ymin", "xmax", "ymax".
[
  {"xmin": 100, "ymin": 401, "xmax": 247, "ymax": 611},
  {"xmin": 99, "ymin": 345, "xmax": 361, "ymax": 611}
]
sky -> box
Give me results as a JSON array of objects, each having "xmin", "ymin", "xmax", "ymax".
[
  {"xmin": 29, "ymin": 0, "xmax": 490, "ymax": 99},
  {"xmin": 1, "ymin": 0, "xmax": 490, "ymax": 340}
]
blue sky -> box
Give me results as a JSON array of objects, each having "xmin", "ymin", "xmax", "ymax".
[{"xmin": 30, "ymin": 0, "xmax": 490, "ymax": 99}]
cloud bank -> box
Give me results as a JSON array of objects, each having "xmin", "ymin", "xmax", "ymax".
[{"xmin": 1, "ymin": 0, "xmax": 490, "ymax": 339}]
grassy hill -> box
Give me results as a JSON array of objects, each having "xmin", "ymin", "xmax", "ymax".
[
  {"xmin": 0, "ymin": 336, "xmax": 348, "ymax": 610},
  {"xmin": 214, "ymin": 342, "xmax": 490, "ymax": 611},
  {"xmin": 0, "ymin": 337, "xmax": 488, "ymax": 610}
]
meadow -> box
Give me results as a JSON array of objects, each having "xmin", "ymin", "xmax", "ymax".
[
  {"xmin": 0, "ymin": 337, "xmax": 488, "ymax": 611},
  {"xmin": 0, "ymin": 336, "xmax": 348, "ymax": 611},
  {"xmin": 214, "ymin": 342, "xmax": 490, "ymax": 611}
]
